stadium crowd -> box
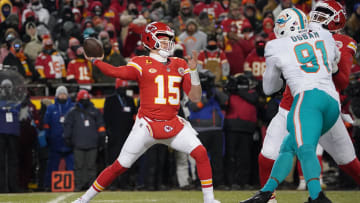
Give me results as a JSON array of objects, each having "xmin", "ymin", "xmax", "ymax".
[{"xmin": 0, "ymin": 0, "xmax": 360, "ymax": 193}]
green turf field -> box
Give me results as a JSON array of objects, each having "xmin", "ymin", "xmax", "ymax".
[{"xmin": 0, "ymin": 190, "xmax": 359, "ymax": 203}]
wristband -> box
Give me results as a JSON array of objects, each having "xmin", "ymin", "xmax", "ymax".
[{"xmin": 190, "ymin": 69, "xmax": 200, "ymax": 86}]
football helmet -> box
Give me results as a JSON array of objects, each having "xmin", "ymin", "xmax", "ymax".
[
  {"xmin": 142, "ymin": 22, "xmax": 175, "ymax": 58},
  {"xmin": 274, "ymin": 8, "xmax": 308, "ymax": 38},
  {"xmin": 310, "ymin": 0, "xmax": 346, "ymax": 31}
]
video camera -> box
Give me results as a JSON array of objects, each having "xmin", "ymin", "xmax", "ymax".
[{"xmin": 223, "ymin": 72, "xmax": 256, "ymax": 94}]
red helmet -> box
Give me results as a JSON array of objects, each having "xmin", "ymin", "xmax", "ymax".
[
  {"xmin": 142, "ymin": 22, "xmax": 175, "ymax": 52},
  {"xmin": 310, "ymin": 0, "xmax": 346, "ymax": 31}
]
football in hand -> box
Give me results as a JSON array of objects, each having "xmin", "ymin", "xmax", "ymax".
[{"xmin": 84, "ymin": 38, "xmax": 104, "ymax": 57}]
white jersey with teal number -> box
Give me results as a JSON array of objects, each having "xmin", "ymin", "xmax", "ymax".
[{"xmin": 263, "ymin": 23, "xmax": 340, "ymax": 102}]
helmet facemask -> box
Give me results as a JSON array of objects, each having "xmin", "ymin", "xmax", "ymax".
[{"xmin": 153, "ymin": 33, "xmax": 175, "ymax": 58}]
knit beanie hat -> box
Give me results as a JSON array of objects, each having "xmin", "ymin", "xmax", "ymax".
[{"xmin": 55, "ymin": 86, "xmax": 68, "ymax": 97}]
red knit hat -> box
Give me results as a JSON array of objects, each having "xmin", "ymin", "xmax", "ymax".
[{"xmin": 76, "ymin": 90, "xmax": 91, "ymax": 101}]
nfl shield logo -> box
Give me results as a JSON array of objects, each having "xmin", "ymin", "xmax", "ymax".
[{"xmin": 164, "ymin": 125, "xmax": 173, "ymax": 133}]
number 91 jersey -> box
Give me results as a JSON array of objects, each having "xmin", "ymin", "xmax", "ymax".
[
  {"xmin": 264, "ymin": 25, "xmax": 340, "ymax": 100},
  {"xmin": 128, "ymin": 56, "xmax": 192, "ymax": 120}
]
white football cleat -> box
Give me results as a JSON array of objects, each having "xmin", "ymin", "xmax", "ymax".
[
  {"xmin": 267, "ymin": 192, "xmax": 277, "ymax": 203},
  {"xmin": 72, "ymin": 197, "xmax": 89, "ymax": 203},
  {"xmin": 212, "ymin": 200, "xmax": 221, "ymax": 203},
  {"xmin": 267, "ymin": 198, "xmax": 278, "ymax": 203},
  {"xmin": 297, "ymin": 179, "xmax": 306, "ymax": 190}
]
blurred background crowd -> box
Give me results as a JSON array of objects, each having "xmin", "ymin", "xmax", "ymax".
[{"xmin": 0, "ymin": 0, "xmax": 360, "ymax": 193}]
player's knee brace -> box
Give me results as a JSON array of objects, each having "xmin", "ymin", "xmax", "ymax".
[
  {"xmin": 297, "ymin": 144, "xmax": 320, "ymax": 182},
  {"xmin": 190, "ymin": 145, "xmax": 209, "ymax": 163}
]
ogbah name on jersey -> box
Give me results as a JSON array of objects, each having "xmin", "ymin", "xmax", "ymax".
[{"xmin": 291, "ymin": 32, "xmax": 320, "ymax": 42}]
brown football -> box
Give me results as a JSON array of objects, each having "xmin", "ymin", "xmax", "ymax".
[{"xmin": 83, "ymin": 38, "xmax": 104, "ymax": 57}]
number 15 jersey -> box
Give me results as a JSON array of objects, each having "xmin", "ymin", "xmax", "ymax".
[
  {"xmin": 94, "ymin": 56, "xmax": 192, "ymax": 120},
  {"xmin": 263, "ymin": 23, "xmax": 340, "ymax": 101}
]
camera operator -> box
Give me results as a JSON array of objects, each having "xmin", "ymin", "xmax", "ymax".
[
  {"xmin": 187, "ymin": 69, "xmax": 228, "ymax": 189},
  {"xmin": 223, "ymin": 71, "xmax": 259, "ymax": 189}
]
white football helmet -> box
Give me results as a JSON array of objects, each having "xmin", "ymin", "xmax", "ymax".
[{"xmin": 274, "ymin": 8, "xmax": 308, "ymax": 38}]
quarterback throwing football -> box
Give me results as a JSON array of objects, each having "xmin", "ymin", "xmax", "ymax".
[{"xmin": 73, "ymin": 22, "xmax": 220, "ymax": 203}]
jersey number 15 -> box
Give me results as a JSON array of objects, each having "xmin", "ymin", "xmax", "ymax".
[{"xmin": 155, "ymin": 75, "xmax": 182, "ymax": 105}]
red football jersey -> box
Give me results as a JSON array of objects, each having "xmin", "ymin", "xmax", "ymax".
[
  {"xmin": 244, "ymin": 49, "xmax": 266, "ymax": 81},
  {"xmin": 67, "ymin": 59, "xmax": 94, "ymax": 84},
  {"xmin": 279, "ymin": 34, "xmax": 356, "ymax": 111},
  {"xmin": 221, "ymin": 18, "xmax": 251, "ymax": 37},
  {"xmin": 193, "ymin": 2, "xmax": 225, "ymax": 19},
  {"xmin": 35, "ymin": 52, "xmax": 66, "ymax": 79},
  {"xmin": 94, "ymin": 56, "xmax": 192, "ymax": 120}
]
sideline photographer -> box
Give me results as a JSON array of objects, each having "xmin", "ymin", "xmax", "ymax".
[{"xmin": 223, "ymin": 71, "xmax": 259, "ymax": 189}]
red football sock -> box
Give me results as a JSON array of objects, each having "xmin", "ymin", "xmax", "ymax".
[
  {"xmin": 258, "ymin": 153, "xmax": 275, "ymax": 187},
  {"xmin": 92, "ymin": 160, "xmax": 128, "ymax": 192},
  {"xmin": 339, "ymin": 158, "xmax": 360, "ymax": 185},
  {"xmin": 190, "ymin": 145, "xmax": 213, "ymax": 188}
]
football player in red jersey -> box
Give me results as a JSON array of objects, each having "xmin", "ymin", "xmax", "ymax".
[
  {"xmin": 73, "ymin": 22, "xmax": 221, "ymax": 203},
  {"xmin": 257, "ymin": 1, "xmax": 360, "ymax": 202}
]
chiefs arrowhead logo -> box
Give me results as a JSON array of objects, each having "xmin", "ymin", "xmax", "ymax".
[
  {"xmin": 336, "ymin": 40, "xmax": 343, "ymax": 49},
  {"xmin": 178, "ymin": 67, "xmax": 185, "ymax": 76},
  {"xmin": 164, "ymin": 125, "xmax": 173, "ymax": 133},
  {"xmin": 149, "ymin": 68, "xmax": 157, "ymax": 73}
]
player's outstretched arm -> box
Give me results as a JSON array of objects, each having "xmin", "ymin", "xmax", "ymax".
[
  {"xmin": 85, "ymin": 53, "xmax": 139, "ymax": 81},
  {"xmin": 186, "ymin": 50, "xmax": 202, "ymax": 103}
]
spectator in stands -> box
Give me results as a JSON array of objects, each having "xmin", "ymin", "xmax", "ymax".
[
  {"xmin": 198, "ymin": 11, "xmax": 216, "ymax": 35},
  {"xmin": 3, "ymin": 39, "xmax": 39, "ymax": 83},
  {"xmin": 179, "ymin": 18, "xmax": 207, "ymax": 57},
  {"xmin": 345, "ymin": 3, "xmax": 360, "ymax": 43},
  {"xmin": 187, "ymin": 69, "xmax": 228, "ymax": 189},
  {"xmin": 221, "ymin": 2, "xmax": 250, "ymax": 38},
  {"xmin": 23, "ymin": 22, "xmax": 43, "ymax": 66},
  {"xmin": 0, "ymin": 0, "xmax": 12, "ymax": 23},
  {"xmin": 63, "ymin": 90, "xmax": 106, "ymax": 191},
  {"xmin": 43, "ymin": 86, "xmax": 74, "ymax": 189},
  {"xmin": 272, "ymin": 0, "xmax": 293, "ymax": 18},
  {"xmin": 243, "ymin": 3, "xmax": 262, "ymax": 33},
  {"xmin": 0, "ymin": 13, "xmax": 19, "ymax": 42},
  {"xmin": 66, "ymin": 45, "xmax": 94, "ymax": 84},
  {"xmin": 224, "ymin": 24, "xmax": 253, "ymax": 75},
  {"xmin": 92, "ymin": 33, "xmax": 126, "ymax": 84},
  {"xmin": 104, "ymin": 79, "xmax": 136, "ymax": 190},
  {"xmin": 21, "ymin": 0, "xmax": 50, "ymax": 26},
  {"xmin": 172, "ymin": 0, "xmax": 195, "ymax": 35},
  {"xmin": 197, "ymin": 34, "xmax": 230, "ymax": 84},
  {"xmin": 0, "ymin": 79, "xmax": 22, "ymax": 193},
  {"xmin": 35, "ymin": 36, "xmax": 66, "ymax": 83},
  {"xmin": 223, "ymin": 73, "xmax": 259, "ymax": 189},
  {"xmin": 193, "ymin": 0, "xmax": 225, "ymax": 20},
  {"xmin": 244, "ymin": 35, "xmax": 267, "ymax": 82},
  {"xmin": 262, "ymin": 17, "xmax": 276, "ymax": 40}
]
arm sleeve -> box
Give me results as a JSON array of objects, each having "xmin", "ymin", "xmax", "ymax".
[
  {"xmin": 181, "ymin": 59, "xmax": 192, "ymax": 95},
  {"xmin": 333, "ymin": 51, "xmax": 352, "ymax": 91},
  {"xmin": 263, "ymin": 42, "xmax": 284, "ymax": 95},
  {"xmin": 93, "ymin": 60, "xmax": 140, "ymax": 81}
]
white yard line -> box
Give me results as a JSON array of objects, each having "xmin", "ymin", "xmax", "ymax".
[{"xmin": 48, "ymin": 193, "xmax": 75, "ymax": 203}]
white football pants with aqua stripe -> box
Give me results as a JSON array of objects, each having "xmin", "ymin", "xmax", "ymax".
[{"xmin": 262, "ymin": 88, "xmax": 339, "ymax": 200}]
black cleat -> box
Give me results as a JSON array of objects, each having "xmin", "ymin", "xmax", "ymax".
[
  {"xmin": 239, "ymin": 191, "xmax": 273, "ymax": 203},
  {"xmin": 305, "ymin": 191, "xmax": 332, "ymax": 203}
]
